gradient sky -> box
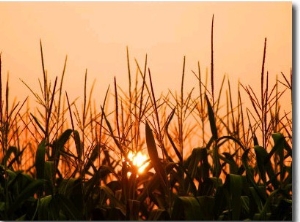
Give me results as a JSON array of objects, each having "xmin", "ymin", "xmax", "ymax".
[{"xmin": 0, "ymin": 1, "xmax": 292, "ymax": 111}]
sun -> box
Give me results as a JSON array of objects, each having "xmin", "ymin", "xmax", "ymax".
[{"xmin": 127, "ymin": 151, "xmax": 149, "ymax": 174}]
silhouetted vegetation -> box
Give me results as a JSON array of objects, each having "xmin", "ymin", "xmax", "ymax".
[{"xmin": 0, "ymin": 16, "xmax": 292, "ymax": 220}]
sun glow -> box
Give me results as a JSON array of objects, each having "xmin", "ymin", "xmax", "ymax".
[{"xmin": 127, "ymin": 151, "xmax": 149, "ymax": 174}]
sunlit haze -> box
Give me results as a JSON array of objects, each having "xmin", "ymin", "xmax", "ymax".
[
  {"xmin": 128, "ymin": 151, "xmax": 149, "ymax": 174},
  {"xmin": 0, "ymin": 2, "xmax": 292, "ymax": 110}
]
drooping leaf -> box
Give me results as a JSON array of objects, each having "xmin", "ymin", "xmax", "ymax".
[
  {"xmin": 73, "ymin": 130, "xmax": 82, "ymax": 161},
  {"xmin": 165, "ymin": 108, "xmax": 182, "ymax": 162},
  {"xmin": 84, "ymin": 144, "xmax": 100, "ymax": 174},
  {"xmin": 219, "ymin": 152, "xmax": 239, "ymax": 174},
  {"xmin": 51, "ymin": 129, "xmax": 73, "ymax": 163},
  {"xmin": 30, "ymin": 113, "xmax": 46, "ymax": 135},
  {"xmin": 1, "ymin": 146, "xmax": 18, "ymax": 166}
]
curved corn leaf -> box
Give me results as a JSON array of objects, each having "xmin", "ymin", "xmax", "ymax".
[
  {"xmin": 219, "ymin": 152, "xmax": 239, "ymax": 174},
  {"xmin": 100, "ymin": 185, "xmax": 126, "ymax": 216},
  {"xmin": 145, "ymin": 121, "xmax": 168, "ymax": 189},
  {"xmin": 171, "ymin": 196, "xmax": 215, "ymax": 220},
  {"xmin": 35, "ymin": 139, "xmax": 46, "ymax": 180},
  {"xmin": 254, "ymin": 145, "xmax": 267, "ymax": 184},
  {"xmin": 148, "ymin": 209, "xmax": 170, "ymax": 220},
  {"xmin": 38, "ymin": 194, "xmax": 64, "ymax": 220},
  {"xmin": 84, "ymin": 144, "xmax": 100, "ymax": 174},
  {"xmin": 137, "ymin": 172, "xmax": 160, "ymax": 203},
  {"xmin": 254, "ymin": 145, "xmax": 278, "ymax": 189},
  {"xmin": 216, "ymin": 135, "xmax": 247, "ymax": 151},
  {"xmin": 30, "ymin": 113, "xmax": 46, "ymax": 135},
  {"xmin": 55, "ymin": 129, "xmax": 73, "ymax": 149},
  {"xmin": 242, "ymin": 148, "xmax": 267, "ymax": 203},
  {"xmin": 73, "ymin": 130, "xmax": 82, "ymax": 161},
  {"xmin": 84, "ymin": 166, "xmax": 102, "ymax": 201},
  {"xmin": 165, "ymin": 108, "xmax": 182, "ymax": 162},
  {"xmin": 253, "ymin": 133, "xmax": 259, "ymax": 146},
  {"xmin": 37, "ymin": 195, "xmax": 53, "ymax": 220},
  {"xmin": 272, "ymin": 132, "xmax": 292, "ymax": 157},
  {"xmin": 186, "ymin": 147, "xmax": 210, "ymax": 180},
  {"xmin": 1, "ymin": 146, "xmax": 18, "ymax": 167},
  {"xmin": 224, "ymin": 174, "xmax": 243, "ymax": 220},
  {"xmin": 205, "ymin": 94, "xmax": 218, "ymax": 140},
  {"xmin": 198, "ymin": 177, "xmax": 222, "ymax": 196},
  {"xmin": 38, "ymin": 193, "xmax": 83, "ymax": 220},
  {"xmin": 51, "ymin": 129, "xmax": 72, "ymax": 164},
  {"xmin": 269, "ymin": 133, "xmax": 292, "ymax": 183}
]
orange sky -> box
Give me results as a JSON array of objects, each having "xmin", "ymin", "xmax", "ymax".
[{"xmin": 0, "ymin": 2, "xmax": 292, "ymax": 112}]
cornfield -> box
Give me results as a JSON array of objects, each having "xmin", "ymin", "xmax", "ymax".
[{"xmin": 0, "ymin": 16, "xmax": 292, "ymax": 220}]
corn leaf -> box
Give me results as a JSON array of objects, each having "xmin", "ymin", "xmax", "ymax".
[
  {"xmin": 148, "ymin": 209, "xmax": 170, "ymax": 220},
  {"xmin": 35, "ymin": 139, "xmax": 46, "ymax": 180},
  {"xmin": 145, "ymin": 121, "xmax": 168, "ymax": 189},
  {"xmin": 73, "ymin": 130, "xmax": 82, "ymax": 161},
  {"xmin": 171, "ymin": 196, "xmax": 214, "ymax": 220},
  {"xmin": 56, "ymin": 193, "xmax": 83, "ymax": 220},
  {"xmin": 205, "ymin": 94, "xmax": 218, "ymax": 140},
  {"xmin": 224, "ymin": 174, "xmax": 243, "ymax": 220},
  {"xmin": 100, "ymin": 185, "xmax": 126, "ymax": 216},
  {"xmin": 9, "ymin": 179, "xmax": 45, "ymax": 214}
]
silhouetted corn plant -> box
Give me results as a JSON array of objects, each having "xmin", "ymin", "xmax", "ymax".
[{"xmin": 0, "ymin": 14, "xmax": 292, "ymax": 221}]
